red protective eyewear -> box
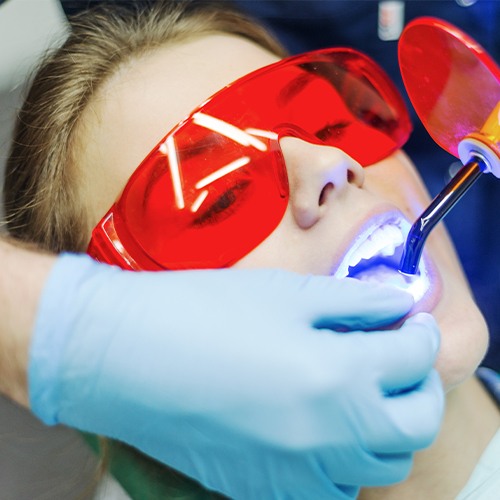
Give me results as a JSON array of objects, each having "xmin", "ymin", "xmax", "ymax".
[{"xmin": 87, "ymin": 48, "xmax": 412, "ymax": 270}]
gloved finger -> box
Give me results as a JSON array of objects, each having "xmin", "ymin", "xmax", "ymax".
[
  {"xmin": 360, "ymin": 313, "xmax": 440, "ymax": 392},
  {"xmin": 364, "ymin": 452, "xmax": 414, "ymax": 486},
  {"xmin": 366, "ymin": 369, "xmax": 444, "ymax": 454},
  {"xmin": 317, "ymin": 445, "xmax": 413, "ymax": 487},
  {"xmin": 262, "ymin": 452, "xmax": 359, "ymax": 500},
  {"xmin": 297, "ymin": 276, "xmax": 414, "ymax": 330}
]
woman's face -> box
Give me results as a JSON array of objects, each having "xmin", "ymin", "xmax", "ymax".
[{"xmin": 75, "ymin": 34, "xmax": 487, "ymax": 390}]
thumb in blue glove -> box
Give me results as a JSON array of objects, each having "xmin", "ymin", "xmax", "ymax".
[{"xmin": 30, "ymin": 253, "xmax": 443, "ymax": 500}]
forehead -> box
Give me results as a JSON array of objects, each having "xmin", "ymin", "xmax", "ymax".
[{"xmin": 76, "ymin": 33, "xmax": 280, "ymax": 226}]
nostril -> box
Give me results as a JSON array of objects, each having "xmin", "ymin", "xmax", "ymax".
[
  {"xmin": 347, "ymin": 169, "xmax": 356, "ymax": 184},
  {"xmin": 319, "ymin": 182, "xmax": 334, "ymax": 206}
]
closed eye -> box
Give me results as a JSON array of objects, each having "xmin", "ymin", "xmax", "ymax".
[
  {"xmin": 315, "ymin": 121, "xmax": 351, "ymax": 142},
  {"xmin": 192, "ymin": 180, "xmax": 250, "ymax": 227}
]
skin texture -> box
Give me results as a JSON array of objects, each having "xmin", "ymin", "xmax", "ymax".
[
  {"xmin": 0, "ymin": 239, "xmax": 55, "ymax": 406},
  {"xmin": 72, "ymin": 33, "xmax": 499, "ymax": 497}
]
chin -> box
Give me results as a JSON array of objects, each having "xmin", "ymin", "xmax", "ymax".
[
  {"xmin": 422, "ymin": 226, "xmax": 490, "ymax": 391},
  {"xmin": 433, "ymin": 297, "xmax": 489, "ymax": 391}
]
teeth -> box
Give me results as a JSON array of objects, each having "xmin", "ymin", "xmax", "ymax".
[
  {"xmin": 379, "ymin": 225, "xmax": 404, "ymax": 256},
  {"xmin": 334, "ymin": 220, "xmax": 408, "ymax": 279},
  {"xmin": 380, "ymin": 244, "xmax": 396, "ymax": 256},
  {"xmin": 332, "ymin": 217, "xmax": 431, "ymax": 303},
  {"xmin": 347, "ymin": 224, "xmax": 404, "ymax": 267}
]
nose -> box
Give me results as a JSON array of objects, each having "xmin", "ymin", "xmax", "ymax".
[{"xmin": 280, "ymin": 137, "xmax": 365, "ymax": 229}]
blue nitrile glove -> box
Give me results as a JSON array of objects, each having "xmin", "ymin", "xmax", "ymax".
[{"xmin": 30, "ymin": 254, "xmax": 443, "ymax": 500}]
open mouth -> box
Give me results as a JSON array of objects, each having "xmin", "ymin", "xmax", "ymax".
[{"xmin": 333, "ymin": 217, "xmax": 430, "ymax": 302}]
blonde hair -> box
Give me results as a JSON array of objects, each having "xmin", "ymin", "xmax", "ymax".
[{"xmin": 4, "ymin": 0, "xmax": 286, "ymax": 253}]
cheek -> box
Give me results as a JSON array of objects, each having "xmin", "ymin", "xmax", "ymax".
[
  {"xmin": 364, "ymin": 153, "xmax": 433, "ymax": 219},
  {"xmin": 233, "ymin": 211, "xmax": 328, "ymax": 274},
  {"xmin": 434, "ymin": 296, "xmax": 488, "ymax": 390},
  {"xmin": 233, "ymin": 219, "xmax": 303, "ymax": 270}
]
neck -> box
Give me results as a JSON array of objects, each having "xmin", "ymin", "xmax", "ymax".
[{"xmin": 359, "ymin": 375, "xmax": 500, "ymax": 499}]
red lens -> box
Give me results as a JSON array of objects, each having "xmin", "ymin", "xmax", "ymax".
[
  {"xmin": 88, "ymin": 49, "xmax": 411, "ymax": 270},
  {"xmin": 399, "ymin": 17, "xmax": 500, "ymax": 158},
  {"xmin": 114, "ymin": 132, "xmax": 287, "ymax": 269}
]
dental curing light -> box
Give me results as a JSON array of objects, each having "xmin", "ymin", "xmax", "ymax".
[{"xmin": 397, "ymin": 17, "xmax": 500, "ymax": 275}]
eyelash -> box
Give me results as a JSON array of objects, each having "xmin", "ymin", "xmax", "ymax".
[
  {"xmin": 315, "ymin": 121, "xmax": 351, "ymax": 142},
  {"xmin": 192, "ymin": 179, "xmax": 250, "ymax": 227}
]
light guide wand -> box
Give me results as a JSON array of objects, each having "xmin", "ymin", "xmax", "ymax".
[{"xmin": 399, "ymin": 157, "xmax": 486, "ymax": 275}]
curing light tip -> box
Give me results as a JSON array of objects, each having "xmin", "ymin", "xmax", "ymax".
[{"xmin": 398, "ymin": 157, "xmax": 487, "ymax": 275}]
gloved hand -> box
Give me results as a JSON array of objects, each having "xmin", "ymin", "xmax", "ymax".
[{"xmin": 29, "ymin": 253, "xmax": 443, "ymax": 500}]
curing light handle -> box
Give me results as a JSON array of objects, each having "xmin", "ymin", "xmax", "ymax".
[
  {"xmin": 398, "ymin": 158, "xmax": 485, "ymax": 275},
  {"xmin": 399, "ymin": 100, "xmax": 500, "ymax": 276}
]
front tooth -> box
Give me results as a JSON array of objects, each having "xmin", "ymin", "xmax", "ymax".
[
  {"xmin": 371, "ymin": 225, "xmax": 404, "ymax": 256},
  {"xmin": 384, "ymin": 224, "xmax": 404, "ymax": 245},
  {"xmin": 347, "ymin": 234, "xmax": 381, "ymax": 268},
  {"xmin": 368, "ymin": 228, "xmax": 387, "ymax": 250},
  {"xmin": 358, "ymin": 238, "xmax": 379, "ymax": 261},
  {"xmin": 348, "ymin": 248, "xmax": 363, "ymax": 267},
  {"xmin": 380, "ymin": 243, "xmax": 396, "ymax": 256},
  {"xmin": 349, "ymin": 224, "xmax": 403, "ymax": 266}
]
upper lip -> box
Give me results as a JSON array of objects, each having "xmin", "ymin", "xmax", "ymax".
[{"xmin": 331, "ymin": 209, "xmax": 411, "ymax": 279}]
